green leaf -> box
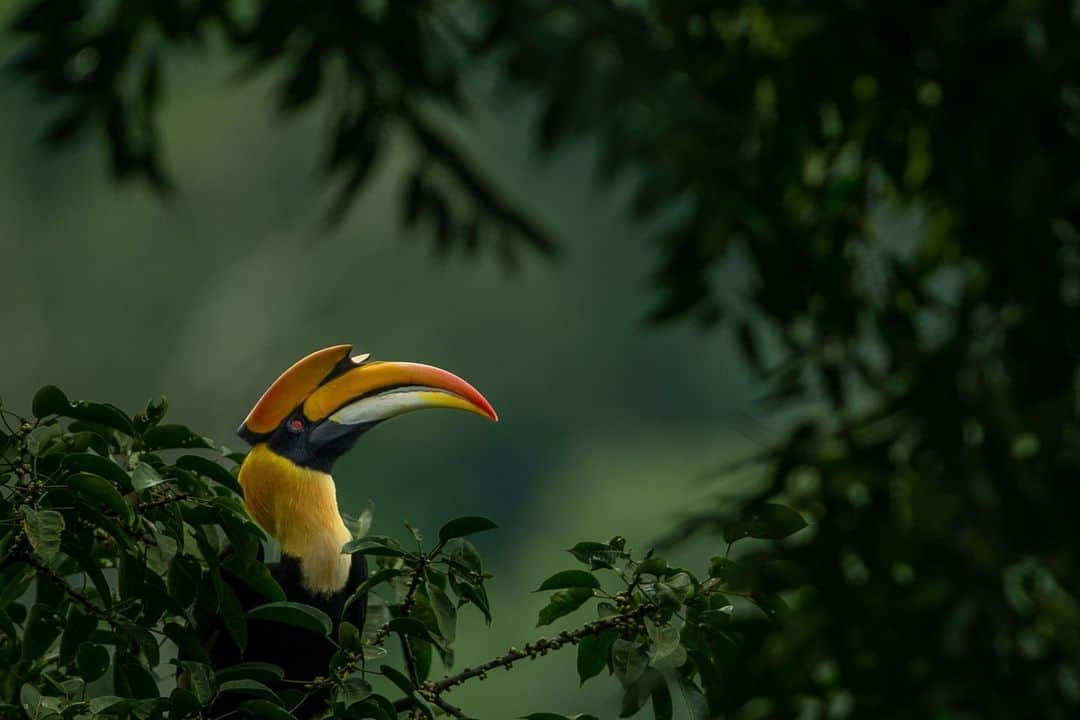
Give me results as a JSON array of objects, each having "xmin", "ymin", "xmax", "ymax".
[
  {"xmin": 342, "ymin": 567, "xmax": 405, "ymax": 618},
  {"xmin": 707, "ymin": 557, "xmax": 750, "ymax": 590},
  {"xmin": 164, "ymin": 622, "xmax": 210, "ymax": 664},
  {"xmin": 577, "ymin": 628, "xmax": 617, "ymax": 685},
  {"xmin": 20, "ymin": 506, "xmax": 63, "ymax": 561},
  {"xmin": 348, "ymin": 700, "xmax": 392, "ymax": 720},
  {"xmin": 724, "ymin": 504, "xmax": 807, "ymax": 542},
  {"xmin": 388, "ymin": 617, "xmax": 441, "ymax": 647},
  {"xmin": 651, "ymin": 675, "xmax": 673, "ymax": 720},
  {"xmin": 613, "ymin": 639, "xmax": 649, "ymax": 687},
  {"xmin": 457, "ymin": 580, "xmax": 492, "ymax": 624},
  {"xmin": 76, "ymin": 643, "xmax": 110, "ymax": 682},
  {"xmin": 751, "ymin": 591, "xmax": 789, "ymax": 621},
  {"xmin": 63, "ymin": 453, "xmax": 133, "ymax": 491},
  {"xmin": 427, "ymin": 580, "xmax": 457, "ymax": 644},
  {"xmin": 522, "ymin": 716, "xmax": 601, "ymax": 720},
  {"xmin": 178, "ymin": 661, "xmax": 215, "ymax": 705},
  {"xmin": 219, "ymin": 581, "xmax": 249, "ymax": 651},
  {"xmin": 338, "ymin": 621, "xmax": 362, "ymax": 652},
  {"xmin": 33, "ymin": 388, "xmax": 135, "ymax": 434},
  {"xmin": 216, "ymin": 662, "xmax": 286, "ymax": 685},
  {"xmin": 644, "ymin": 618, "xmax": 680, "ymax": 662},
  {"xmin": 59, "ymin": 606, "xmax": 97, "ymax": 665},
  {"xmin": 536, "ymin": 570, "xmax": 600, "ymax": 592},
  {"xmin": 130, "ymin": 462, "xmax": 167, "ymax": 492},
  {"xmin": 176, "ymin": 455, "xmax": 242, "ymax": 495},
  {"xmin": 248, "ymin": 601, "xmax": 333, "ymax": 635},
  {"xmin": 21, "ymin": 603, "xmax": 60, "ymax": 662},
  {"xmin": 619, "ymin": 668, "xmax": 668, "ymax": 718},
  {"xmin": 537, "ymin": 587, "xmax": 593, "ymax": 626},
  {"xmin": 222, "ymin": 555, "xmax": 286, "ymax": 602},
  {"xmin": 32, "ymin": 385, "xmax": 69, "ymax": 418},
  {"xmin": 68, "ymin": 472, "xmax": 134, "ymax": 525},
  {"xmin": 88, "ymin": 696, "xmax": 129, "ymax": 714},
  {"xmin": 334, "ymin": 674, "xmax": 372, "ymax": 708},
  {"xmin": 341, "ymin": 538, "xmax": 406, "ymax": 557},
  {"xmin": 568, "ymin": 541, "xmax": 622, "ymax": 569},
  {"xmin": 380, "ymin": 664, "xmax": 415, "ymax": 694},
  {"xmin": 635, "ymin": 557, "xmax": 668, "ymax": 577},
  {"xmin": 218, "ymin": 679, "xmax": 280, "ymax": 702},
  {"xmin": 438, "ymin": 515, "xmax": 498, "ymax": 542},
  {"xmin": 142, "ymin": 424, "xmax": 213, "ymax": 450},
  {"xmin": 677, "ymin": 677, "xmax": 710, "ymax": 720},
  {"xmin": 170, "ymin": 687, "xmax": 201, "ymax": 717},
  {"xmin": 114, "ymin": 653, "xmax": 158, "ymax": 698}
]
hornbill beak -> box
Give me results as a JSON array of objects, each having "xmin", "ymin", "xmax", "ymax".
[{"xmin": 237, "ymin": 344, "xmax": 497, "ymax": 453}]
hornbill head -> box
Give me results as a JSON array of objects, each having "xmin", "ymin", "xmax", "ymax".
[
  {"xmin": 237, "ymin": 343, "xmax": 497, "ymax": 471},
  {"xmin": 234, "ymin": 343, "xmax": 497, "ymax": 594}
]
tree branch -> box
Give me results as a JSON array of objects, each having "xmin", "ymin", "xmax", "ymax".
[{"xmin": 393, "ymin": 600, "xmax": 658, "ymax": 712}]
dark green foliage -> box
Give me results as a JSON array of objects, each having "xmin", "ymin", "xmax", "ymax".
[
  {"xmin": 9, "ymin": 0, "xmax": 556, "ymax": 267},
  {"xmin": 0, "ymin": 390, "xmax": 767, "ymax": 718},
  {"xmin": 9, "ymin": 2, "xmax": 1079, "ymax": 718}
]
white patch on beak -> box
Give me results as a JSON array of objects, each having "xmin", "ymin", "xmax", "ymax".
[{"xmin": 328, "ymin": 386, "xmax": 455, "ymax": 425}]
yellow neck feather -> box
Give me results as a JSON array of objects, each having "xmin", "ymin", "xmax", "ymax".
[{"xmin": 237, "ymin": 444, "xmax": 352, "ymax": 596}]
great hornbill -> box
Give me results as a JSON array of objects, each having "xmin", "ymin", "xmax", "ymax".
[{"xmin": 206, "ymin": 343, "xmax": 496, "ymax": 702}]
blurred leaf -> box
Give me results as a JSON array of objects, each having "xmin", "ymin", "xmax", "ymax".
[
  {"xmin": 380, "ymin": 663, "xmax": 415, "ymax": 694},
  {"xmin": 342, "ymin": 567, "xmax": 405, "ymax": 618},
  {"xmin": 59, "ymin": 605, "xmax": 96, "ymax": 665},
  {"xmin": 676, "ymin": 677, "xmax": 709, "ymax": 720},
  {"xmin": 438, "ymin": 515, "xmax": 498, "ymax": 542},
  {"xmin": 342, "ymin": 538, "xmax": 407, "ymax": 557},
  {"xmin": 69, "ymin": 472, "xmax": 134, "ymax": 524},
  {"xmin": 216, "ymin": 662, "xmax": 286, "ymax": 684},
  {"xmin": 578, "ymin": 627, "xmax": 617, "ymax": 685},
  {"xmin": 537, "ymin": 587, "xmax": 593, "ymax": 626},
  {"xmin": 63, "ymin": 453, "xmax": 132, "ymax": 491},
  {"xmin": 222, "ymin": 554, "xmax": 286, "ymax": 602},
  {"xmin": 426, "ymin": 580, "xmax": 457, "ymax": 644},
  {"xmin": 248, "ymin": 601, "xmax": 332, "ymax": 636},
  {"xmin": 21, "ymin": 602, "xmax": 60, "ymax": 662},
  {"xmin": 130, "ymin": 461, "xmax": 167, "ymax": 492},
  {"xmin": 142, "ymin": 424, "xmax": 213, "ymax": 451},
  {"xmin": 176, "ymin": 455, "xmax": 242, "ymax": 495},
  {"xmin": 32, "ymin": 385, "xmax": 68, "ymax": 418},
  {"xmin": 20, "ymin": 506, "xmax": 63, "ymax": 561},
  {"xmin": 218, "ymin": 679, "xmax": 281, "ymax": 702},
  {"xmin": 619, "ymin": 668, "xmax": 669, "ymax": 718},
  {"xmin": 178, "ymin": 661, "xmax": 215, "ymax": 705},
  {"xmin": 536, "ymin": 570, "xmax": 600, "ymax": 592},
  {"xmin": 88, "ymin": 696, "xmax": 128, "ymax": 714},
  {"xmin": 724, "ymin": 504, "xmax": 807, "ymax": 542},
  {"xmin": 388, "ymin": 617, "xmax": 442, "ymax": 648},
  {"xmin": 76, "ymin": 643, "xmax": 110, "ymax": 682}
]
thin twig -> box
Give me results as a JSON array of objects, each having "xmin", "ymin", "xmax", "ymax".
[
  {"xmin": 393, "ymin": 600, "xmax": 658, "ymax": 712},
  {"xmin": 135, "ymin": 492, "xmax": 192, "ymax": 512}
]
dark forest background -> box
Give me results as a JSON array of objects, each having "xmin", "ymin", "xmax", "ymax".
[{"xmin": 2, "ymin": 1, "xmax": 1078, "ymax": 718}]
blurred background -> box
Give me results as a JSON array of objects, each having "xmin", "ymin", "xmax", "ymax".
[
  {"xmin": 2, "ymin": 1, "xmax": 1078, "ymax": 718},
  {"xmin": 0, "ymin": 8, "xmax": 762, "ymax": 715}
]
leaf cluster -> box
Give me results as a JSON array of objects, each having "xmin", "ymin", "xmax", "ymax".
[{"xmin": 1, "ymin": 388, "xmax": 800, "ymax": 719}]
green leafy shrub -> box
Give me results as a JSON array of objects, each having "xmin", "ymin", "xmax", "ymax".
[{"xmin": 0, "ymin": 388, "xmax": 805, "ymax": 719}]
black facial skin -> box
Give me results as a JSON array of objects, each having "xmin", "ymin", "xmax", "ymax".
[{"xmin": 239, "ymin": 409, "xmax": 377, "ymax": 473}]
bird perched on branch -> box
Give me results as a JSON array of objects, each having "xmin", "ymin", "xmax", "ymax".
[{"xmin": 209, "ymin": 344, "xmax": 496, "ymax": 695}]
